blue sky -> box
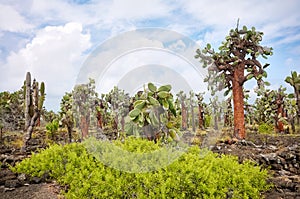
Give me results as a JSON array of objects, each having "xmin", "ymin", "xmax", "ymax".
[{"xmin": 0, "ymin": 0, "xmax": 299, "ymax": 111}]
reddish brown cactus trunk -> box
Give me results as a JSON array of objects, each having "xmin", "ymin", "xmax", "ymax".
[
  {"xmin": 96, "ymin": 110, "xmax": 103, "ymax": 129},
  {"xmin": 80, "ymin": 116, "xmax": 89, "ymax": 139},
  {"xmin": 181, "ymin": 101, "xmax": 187, "ymax": 130},
  {"xmin": 198, "ymin": 104, "xmax": 204, "ymax": 129},
  {"xmin": 232, "ymin": 67, "xmax": 245, "ymax": 139}
]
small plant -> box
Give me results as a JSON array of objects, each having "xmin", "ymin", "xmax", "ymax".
[
  {"xmin": 11, "ymin": 137, "xmax": 24, "ymax": 149},
  {"xmin": 258, "ymin": 123, "xmax": 274, "ymax": 134},
  {"xmin": 204, "ymin": 114, "xmax": 212, "ymax": 128},
  {"xmin": 191, "ymin": 137, "xmax": 201, "ymax": 145},
  {"xmin": 46, "ymin": 119, "xmax": 59, "ymax": 141}
]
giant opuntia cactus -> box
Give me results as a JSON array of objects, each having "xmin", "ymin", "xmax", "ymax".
[
  {"xmin": 285, "ymin": 71, "xmax": 300, "ymax": 125},
  {"xmin": 128, "ymin": 83, "xmax": 179, "ymax": 142},
  {"xmin": 22, "ymin": 72, "xmax": 45, "ymax": 152}
]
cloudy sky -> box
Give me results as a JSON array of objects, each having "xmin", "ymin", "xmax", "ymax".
[{"xmin": 0, "ymin": 0, "xmax": 299, "ymax": 111}]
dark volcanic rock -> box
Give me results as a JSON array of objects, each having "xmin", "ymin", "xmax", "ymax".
[
  {"xmin": 4, "ymin": 179, "xmax": 20, "ymax": 188},
  {"xmin": 212, "ymin": 133, "xmax": 300, "ymax": 198},
  {"xmin": 0, "ymin": 169, "xmax": 17, "ymax": 186}
]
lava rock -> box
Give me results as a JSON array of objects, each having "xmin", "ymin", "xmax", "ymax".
[{"xmin": 4, "ymin": 179, "xmax": 20, "ymax": 188}]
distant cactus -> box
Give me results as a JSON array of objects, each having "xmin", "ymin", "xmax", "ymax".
[
  {"xmin": 22, "ymin": 72, "xmax": 45, "ymax": 152},
  {"xmin": 285, "ymin": 71, "xmax": 300, "ymax": 125},
  {"xmin": 60, "ymin": 92, "xmax": 74, "ymax": 143}
]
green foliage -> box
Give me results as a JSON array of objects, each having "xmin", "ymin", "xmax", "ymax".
[
  {"xmin": 104, "ymin": 86, "xmax": 131, "ymax": 132},
  {"xmin": 128, "ymin": 83, "xmax": 178, "ymax": 140},
  {"xmin": 46, "ymin": 119, "xmax": 59, "ymax": 140},
  {"xmin": 204, "ymin": 114, "xmax": 212, "ymax": 128},
  {"xmin": 285, "ymin": 71, "xmax": 300, "ymax": 91},
  {"xmin": 258, "ymin": 123, "xmax": 274, "ymax": 134},
  {"xmin": 60, "ymin": 92, "xmax": 74, "ymax": 142},
  {"xmin": 24, "ymin": 72, "xmax": 46, "ymax": 122},
  {"xmin": 13, "ymin": 138, "xmax": 270, "ymax": 199},
  {"xmin": 38, "ymin": 82, "xmax": 46, "ymax": 110},
  {"xmin": 0, "ymin": 89, "xmax": 24, "ymax": 131},
  {"xmin": 195, "ymin": 24, "xmax": 273, "ymax": 95},
  {"xmin": 72, "ymin": 78, "xmax": 98, "ymax": 138},
  {"xmin": 254, "ymin": 86, "xmax": 288, "ymax": 126},
  {"xmin": 285, "ymin": 71, "xmax": 300, "ymax": 124}
]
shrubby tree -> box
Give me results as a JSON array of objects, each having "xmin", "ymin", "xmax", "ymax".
[
  {"xmin": 285, "ymin": 71, "xmax": 300, "ymax": 124},
  {"xmin": 254, "ymin": 86, "xmax": 288, "ymax": 133},
  {"xmin": 285, "ymin": 97, "xmax": 298, "ymax": 133},
  {"xmin": 72, "ymin": 78, "xmax": 98, "ymax": 139},
  {"xmin": 0, "ymin": 89, "xmax": 24, "ymax": 132},
  {"xmin": 105, "ymin": 86, "xmax": 131, "ymax": 134},
  {"xmin": 254, "ymin": 87, "xmax": 276, "ymax": 124},
  {"xmin": 195, "ymin": 22, "xmax": 273, "ymax": 139},
  {"xmin": 43, "ymin": 109, "xmax": 58, "ymax": 123},
  {"xmin": 195, "ymin": 92, "xmax": 205, "ymax": 129},
  {"xmin": 60, "ymin": 92, "xmax": 74, "ymax": 143}
]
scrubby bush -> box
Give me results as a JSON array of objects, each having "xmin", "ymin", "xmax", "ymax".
[
  {"xmin": 45, "ymin": 119, "xmax": 59, "ymax": 141},
  {"xmin": 12, "ymin": 137, "xmax": 271, "ymax": 198},
  {"xmin": 258, "ymin": 123, "xmax": 275, "ymax": 134}
]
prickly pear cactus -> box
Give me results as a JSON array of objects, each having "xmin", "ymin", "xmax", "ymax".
[{"xmin": 128, "ymin": 82, "xmax": 179, "ymax": 141}]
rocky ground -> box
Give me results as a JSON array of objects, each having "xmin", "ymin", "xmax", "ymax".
[
  {"xmin": 0, "ymin": 131, "xmax": 62, "ymax": 198},
  {"xmin": 0, "ymin": 130, "xmax": 300, "ymax": 198},
  {"xmin": 212, "ymin": 133, "xmax": 300, "ymax": 199}
]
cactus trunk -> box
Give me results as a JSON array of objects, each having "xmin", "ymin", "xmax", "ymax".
[
  {"xmin": 181, "ymin": 101, "xmax": 187, "ymax": 130},
  {"xmin": 80, "ymin": 116, "xmax": 89, "ymax": 139},
  {"xmin": 24, "ymin": 72, "xmax": 31, "ymax": 130}
]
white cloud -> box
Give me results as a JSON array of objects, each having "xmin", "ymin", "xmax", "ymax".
[
  {"xmin": 179, "ymin": 0, "xmax": 300, "ymax": 44},
  {"xmin": 1, "ymin": 0, "xmax": 300, "ymax": 111},
  {"xmin": 284, "ymin": 58, "xmax": 293, "ymax": 67},
  {"xmin": 0, "ymin": 4, "xmax": 33, "ymax": 32},
  {"xmin": 0, "ymin": 22, "xmax": 91, "ymax": 111},
  {"xmin": 106, "ymin": 0, "xmax": 171, "ymax": 21}
]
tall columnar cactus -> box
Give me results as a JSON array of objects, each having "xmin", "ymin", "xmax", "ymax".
[
  {"xmin": 22, "ymin": 72, "xmax": 45, "ymax": 151},
  {"xmin": 24, "ymin": 72, "xmax": 31, "ymax": 130}
]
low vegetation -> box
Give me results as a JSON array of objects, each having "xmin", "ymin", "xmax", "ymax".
[{"xmin": 12, "ymin": 137, "xmax": 270, "ymax": 199}]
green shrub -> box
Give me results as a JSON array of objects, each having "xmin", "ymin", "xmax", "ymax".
[
  {"xmin": 204, "ymin": 115, "xmax": 212, "ymax": 128},
  {"xmin": 12, "ymin": 137, "xmax": 271, "ymax": 199},
  {"xmin": 258, "ymin": 123, "xmax": 274, "ymax": 134},
  {"xmin": 46, "ymin": 119, "xmax": 59, "ymax": 140}
]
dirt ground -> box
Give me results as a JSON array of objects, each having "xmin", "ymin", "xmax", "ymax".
[{"xmin": 1, "ymin": 183, "xmax": 60, "ymax": 199}]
